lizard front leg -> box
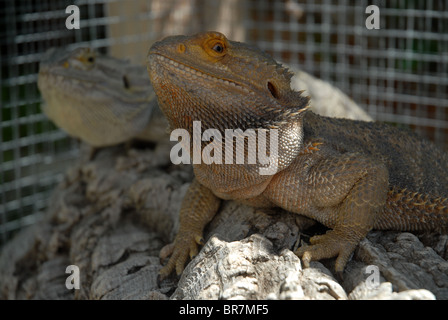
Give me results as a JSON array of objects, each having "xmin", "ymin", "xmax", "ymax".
[
  {"xmin": 159, "ymin": 178, "xmax": 221, "ymax": 280},
  {"xmin": 265, "ymin": 152, "xmax": 389, "ymax": 274}
]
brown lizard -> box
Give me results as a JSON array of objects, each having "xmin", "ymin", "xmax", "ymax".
[
  {"xmin": 146, "ymin": 31, "xmax": 448, "ymax": 280},
  {"xmin": 38, "ymin": 47, "xmax": 165, "ymax": 147}
]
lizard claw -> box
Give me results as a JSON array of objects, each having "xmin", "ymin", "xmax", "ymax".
[
  {"xmin": 159, "ymin": 242, "xmax": 175, "ymax": 264},
  {"xmin": 158, "ymin": 230, "xmax": 205, "ymax": 281},
  {"xmin": 295, "ymin": 230, "xmax": 357, "ymax": 273}
]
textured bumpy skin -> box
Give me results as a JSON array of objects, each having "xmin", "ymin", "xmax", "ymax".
[
  {"xmin": 38, "ymin": 47, "xmax": 161, "ymax": 147},
  {"xmin": 147, "ymin": 31, "xmax": 448, "ymax": 280}
]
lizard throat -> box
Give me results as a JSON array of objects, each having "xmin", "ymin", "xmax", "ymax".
[{"xmin": 151, "ymin": 54, "xmax": 253, "ymax": 95}]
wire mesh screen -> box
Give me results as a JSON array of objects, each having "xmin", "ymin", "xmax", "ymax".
[
  {"xmin": 248, "ymin": 0, "xmax": 448, "ymax": 148},
  {"xmin": 1, "ymin": 0, "xmax": 447, "ymax": 245}
]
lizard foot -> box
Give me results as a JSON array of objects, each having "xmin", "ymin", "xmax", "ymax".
[
  {"xmin": 158, "ymin": 230, "xmax": 204, "ymax": 281},
  {"xmin": 295, "ymin": 229, "xmax": 358, "ymax": 274}
]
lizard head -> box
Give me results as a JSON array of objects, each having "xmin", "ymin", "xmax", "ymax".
[
  {"xmin": 38, "ymin": 47, "xmax": 156, "ymax": 147},
  {"xmin": 147, "ymin": 31, "xmax": 309, "ymax": 132}
]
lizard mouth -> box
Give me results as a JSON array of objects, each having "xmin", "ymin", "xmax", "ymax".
[
  {"xmin": 149, "ymin": 53, "xmax": 252, "ymax": 94},
  {"xmin": 38, "ymin": 68, "xmax": 102, "ymax": 91}
]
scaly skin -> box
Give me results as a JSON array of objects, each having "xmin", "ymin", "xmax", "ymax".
[
  {"xmin": 38, "ymin": 47, "xmax": 163, "ymax": 147},
  {"xmin": 147, "ymin": 31, "xmax": 448, "ymax": 280}
]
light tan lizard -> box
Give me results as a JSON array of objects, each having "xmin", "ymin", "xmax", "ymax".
[{"xmin": 38, "ymin": 47, "xmax": 165, "ymax": 147}]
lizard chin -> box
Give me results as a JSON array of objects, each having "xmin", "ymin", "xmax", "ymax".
[{"xmin": 148, "ymin": 46, "xmax": 308, "ymax": 175}]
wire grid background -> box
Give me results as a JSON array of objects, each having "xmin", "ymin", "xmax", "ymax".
[{"xmin": 1, "ymin": 0, "xmax": 447, "ymax": 246}]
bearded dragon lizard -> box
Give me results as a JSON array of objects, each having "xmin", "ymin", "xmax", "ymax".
[
  {"xmin": 38, "ymin": 47, "xmax": 166, "ymax": 147},
  {"xmin": 147, "ymin": 31, "xmax": 448, "ymax": 280}
]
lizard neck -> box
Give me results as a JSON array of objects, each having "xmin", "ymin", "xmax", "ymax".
[
  {"xmin": 152, "ymin": 71, "xmax": 308, "ymax": 172},
  {"xmin": 147, "ymin": 31, "xmax": 310, "ymax": 196}
]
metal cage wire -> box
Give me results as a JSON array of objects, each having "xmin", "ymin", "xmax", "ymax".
[{"xmin": 1, "ymin": 0, "xmax": 447, "ymax": 245}]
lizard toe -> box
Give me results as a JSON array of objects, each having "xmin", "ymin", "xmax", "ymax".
[
  {"xmin": 158, "ymin": 256, "xmax": 177, "ymax": 281},
  {"xmin": 175, "ymin": 249, "xmax": 191, "ymax": 276},
  {"xmin": 294, "ymin": 230, "xmax": 357, "ymax": 272},
  {"xmin": 158, "ymin": 229, "xmax": 205, "ymax": 280},
  {"xmin": 159, "ymin": 244, "xmax": 191, "ymax": 280},
  {"xmin": 159, "ymin": 242, "xmax": 175, "ymax": 264}
]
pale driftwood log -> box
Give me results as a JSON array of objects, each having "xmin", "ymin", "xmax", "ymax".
[
  {"xmin": 290, "ymin": 67, "xmax": 372, "ymax": 121},
  {"xmin": 1, "ymin": 72, "xmax": 447, "ymax": 300}
]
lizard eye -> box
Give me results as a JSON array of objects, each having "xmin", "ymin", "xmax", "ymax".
[
  {"xmin": 79, "ymin": 50, "xmax": 96, "ymax": 68},
  {"xmin": 212, "ymin": 43, "xmax": 224, "ymax": 53},
  {"xmin": 204, "ymin": 37, "xmax": 227, "ymax": 57},
  {"xmin": 267, "ymin": 81, "xmax": 279, "ymax": 99}
]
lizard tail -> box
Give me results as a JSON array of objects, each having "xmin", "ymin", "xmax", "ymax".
[{"xmin": 375, "ymin": 187, "xmax": 448, "ymax": 233}]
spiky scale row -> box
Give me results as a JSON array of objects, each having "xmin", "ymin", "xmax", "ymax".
[{"xmin": 376, "ymin": 187, "xmax": 448, "ymax": 233}]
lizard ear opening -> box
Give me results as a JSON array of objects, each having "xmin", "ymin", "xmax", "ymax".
[
  {"xmin": 267, "ymin": 81, "xmax": 279, "ymax": 99},
  {"xmin": 122, "ymin": 75, "xmax": 130, "ymax": 89}
]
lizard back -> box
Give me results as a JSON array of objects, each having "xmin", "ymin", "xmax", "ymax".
[{"xmin": 303, "ymin": 111, "xmax": 448, "ymax": 197}]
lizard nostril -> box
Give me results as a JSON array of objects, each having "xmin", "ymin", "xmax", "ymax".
[{"xmin": 178, "ymin": 44, "xmax": 186, "ymax": 53}]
